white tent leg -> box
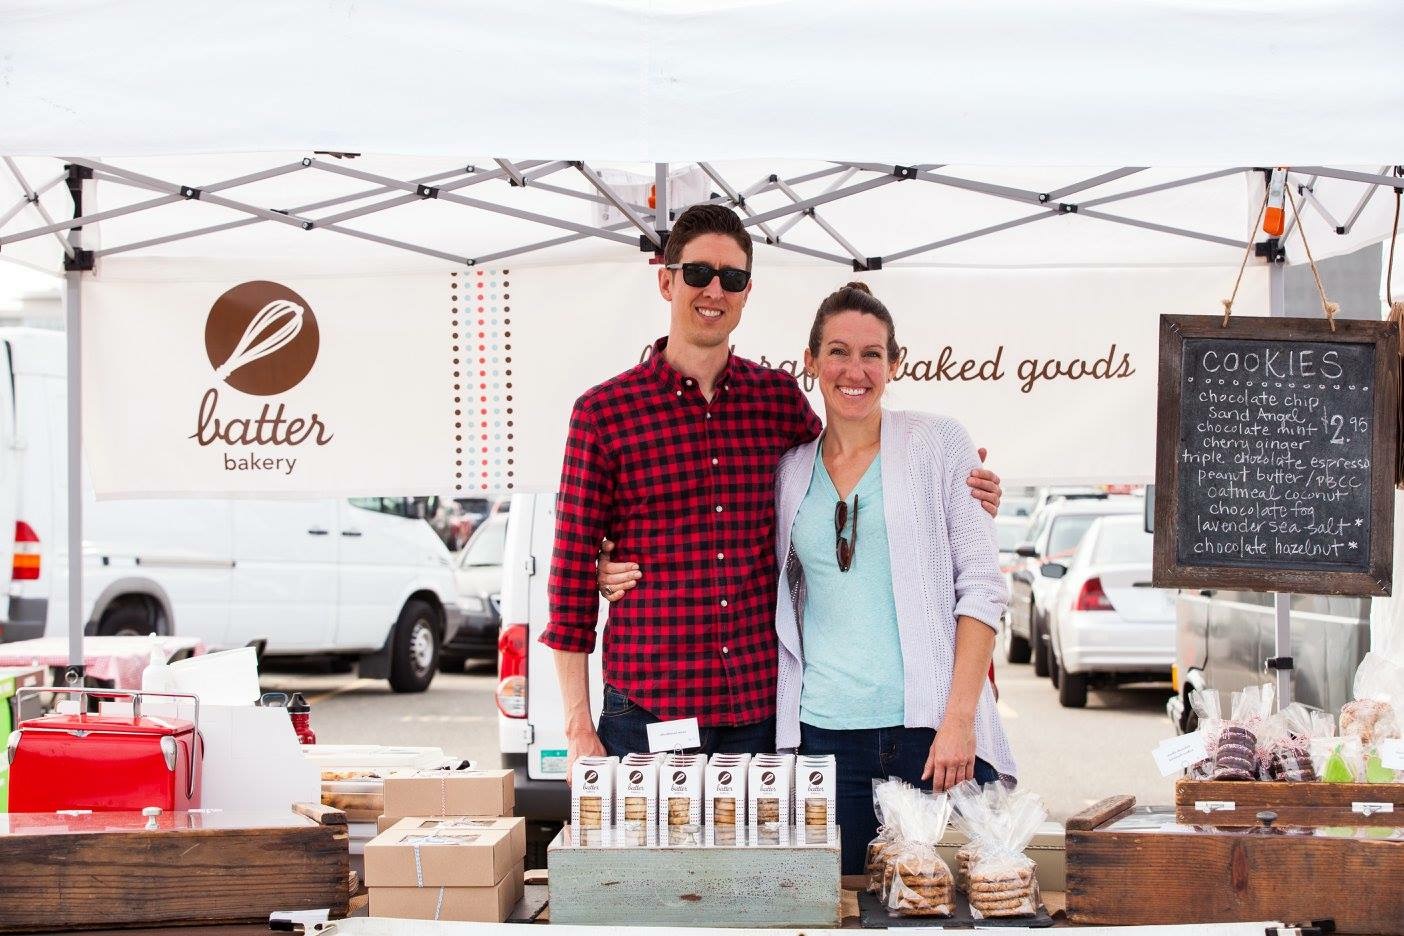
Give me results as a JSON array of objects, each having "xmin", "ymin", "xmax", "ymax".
[
  {"xmin": 1267, "ymin": 254, "xmax": 1293, "ymax": 706},
  {"xmin": 64, "ymin": 266, "xmax": 84, "ymax": 683}
]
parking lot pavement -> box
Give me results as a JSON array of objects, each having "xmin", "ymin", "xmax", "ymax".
[
  {"xmin": 995, "ymin": 661, "xmax": 1177, "ymax": 821},
  {"xmin": 266, "ymin": 658, "xmax": 1178, "ymax": 820},
  {"xmin": 259, "ymin": 660, "xmax": 504, "ymax": 769}
]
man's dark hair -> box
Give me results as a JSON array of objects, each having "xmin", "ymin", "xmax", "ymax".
[{"xmin": 664, "ymin": 203, "xmax": 753, "ymax": 269}]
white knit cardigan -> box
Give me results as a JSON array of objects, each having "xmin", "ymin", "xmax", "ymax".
[{"xmin": 772, "ymin": 408, "xmax": 1017, "ymax": 780}]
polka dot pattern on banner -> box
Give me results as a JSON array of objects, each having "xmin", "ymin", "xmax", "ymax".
[{"xmin": 452, "ymin": 268, "xmax": 514, "ymax": 492}]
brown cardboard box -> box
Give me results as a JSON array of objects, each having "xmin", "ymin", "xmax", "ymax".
[
  {"xmin": 382, "ymin": 816, "xmax": 526, "ymax": 865},
  {"xmin": 382, "ymin": 769, "xmax": 514, "ymax": 818},
  {"xmin": 364, "ymin": 824, "xmax": 518, "ymax": 887},
  {"xmin": 369, "ymin": 866, "xmax": 524, "ymax": 922},
  {"xmin": 935, "ymin": 819, "xmax": 1066, "ymax": 890}
]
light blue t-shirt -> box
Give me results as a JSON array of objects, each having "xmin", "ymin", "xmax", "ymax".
[{"xmin": 792, "ymin": 447, "xmax": 905, "ymax": 729}]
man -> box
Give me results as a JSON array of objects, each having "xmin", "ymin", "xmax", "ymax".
[{"xmin": 541, "ymin": 204, "xmax": 1000, "ymax": 773}]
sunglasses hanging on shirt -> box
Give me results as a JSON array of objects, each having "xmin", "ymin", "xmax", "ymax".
[
  {"xmin": 665, "ymin": 262, "xmax": 752, "ymax": 293},
  {"xmin": 834, "ymin": 495, "xmax": 858, "ymax": 572}
]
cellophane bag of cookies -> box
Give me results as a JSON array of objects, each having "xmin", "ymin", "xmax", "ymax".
[
  {"xmin": 865, "ymin": 778, "xmax": 907, "ymax": 894},
  {"xmin": 1263, "ymin": 703, "xmax": 1320, "ymax": 782},
  {"xmin": 964, "ymin": 792, "xmax": 1047, "ymax": 920},
  {"xmin": 1342, "ymin": 652, "xmax": 1404, "ymax": 782},
  {"xmin": 947, "ymin": 778, "xmax": 1005, "ymax": 893},
  {"xmin": 1211, "ymin": 684, "xmax": 1275, "ymax": 781},
  {"xmin": 1187, "ymin": 688, "xmax": 1224, "ymax": 779},
  {"xmin": 877, "ymin": 781, "xmax": 956, "ymax": 918}
]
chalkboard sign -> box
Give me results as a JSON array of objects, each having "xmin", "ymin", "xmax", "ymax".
[{"xmin": 1153, "ymin": 315, "xmax": 1399, "ymax": 596}]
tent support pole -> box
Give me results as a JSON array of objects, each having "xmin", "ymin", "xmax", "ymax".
[
  {"xmin": 1267, "ymin": 252, "xmax": 1293, "ymax": 706},
  {"xmin": 64, "ymin": 265, "xmax": 84, "ymax": 683}
]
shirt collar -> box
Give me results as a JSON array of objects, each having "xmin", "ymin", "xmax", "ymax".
[{"xmin": 645, "ymin": 336, "xmax": 747, "ymax": 394}]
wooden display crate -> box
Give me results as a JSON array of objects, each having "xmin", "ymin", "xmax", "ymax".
[
  {"xmin": 1066, "ymin": 795, "xmax": 1404, "ymax": 934},
  {"xmin": 1176, "ymin": 778, "xmax": 1404, "ymax": 827},
  {"xmin": 546, "ymin": 825, "xmax": 841, "ymax": 927},
  {"xmin": 0, "ymin": 803, "xmax": 350, "ymax": 932}
]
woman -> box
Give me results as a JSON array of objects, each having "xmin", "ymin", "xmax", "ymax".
[{"xmin": 775, "ymin": 282, "xmax": 1014, "ymax": 875}]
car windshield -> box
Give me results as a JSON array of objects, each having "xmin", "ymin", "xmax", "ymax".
[
  {"xmin": 996, "ymin": 520, "xmax": 1026, "ymax": 552},
  {"xmin": 462, "ymin": 521, "xmax": 506, "ymax": 567},
  {"xmin": 998, "ymin": 496, "xmax": 1037, "ymax": 519},
  {"xmin": 1093, "ymin": 520, "xmax": 1153, "ymax": 565},
  {"xmin": 1046, "ymin": 515, "xmax": 1100, "ymax": 561}
]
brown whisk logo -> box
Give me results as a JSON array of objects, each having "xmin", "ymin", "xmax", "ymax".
[{"xmin": 205, "ymin": 281, "xmax": 320, "ymax": 396}]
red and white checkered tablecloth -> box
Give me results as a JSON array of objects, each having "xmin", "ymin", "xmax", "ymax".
[{"xmin": 0, "ymin": 636, "xmax": 204, "ymax": 689}]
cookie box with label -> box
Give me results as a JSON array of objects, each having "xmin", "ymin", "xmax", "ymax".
[
  {"xmin": 1066, "ymin": 794, "xmax": 1404, "ymax": 933},
  {"xmin": 1174, "ymin": 777, "xmax": 1404, "ymax": 828}
]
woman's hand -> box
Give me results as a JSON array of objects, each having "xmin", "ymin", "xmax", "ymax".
[
  {"xmin": 966, "ymin": 447, "xmax": 1003, "ymax": 519},
  {"xmin": 922, "ymin": 716, "xmax": 977, "ymax": 791},
  {"xmin": 596, "ymin": 539, "xmax": 642, "ymax": 602}
]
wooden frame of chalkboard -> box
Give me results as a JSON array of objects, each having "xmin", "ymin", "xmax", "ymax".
[{"xmin": 1153, "ymin": 314, "xmax": 1399, "ymax": 596}]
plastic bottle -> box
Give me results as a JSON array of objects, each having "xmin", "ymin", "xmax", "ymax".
[
  {"xmin": 288, "ymin": 691, "xmax": 316, "ymax": 744},
  {"xmin": 140, "ymin": 635, "xmax": 172, "ymax": 693},
  {"xmin": 1263, "ymin": 167, "xmax": 1286, "ymax": 236}
]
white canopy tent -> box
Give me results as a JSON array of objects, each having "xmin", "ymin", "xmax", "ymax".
[{"xmin": 1, "ymin": 0, "xmax": 1402, "ymax": 680}]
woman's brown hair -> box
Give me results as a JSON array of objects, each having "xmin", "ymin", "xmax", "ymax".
[{"xmin": 807, "ymin": 281, "xmax": 900, "ymax": 361}]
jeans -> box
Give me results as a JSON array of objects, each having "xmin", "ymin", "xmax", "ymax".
[
  {"xmin": 800, "ymin": 722, "xmax": 1000, "ymax": 875},
  {"xmin": 595, "ymin": 684, "xmax": 777, "ymax": 757}
]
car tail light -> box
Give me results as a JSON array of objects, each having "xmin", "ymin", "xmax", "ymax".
[
  {"xmin": 12, "ymin": 521, "xmax": 40, "ymax": 581},
  {"xmin": 496, "ymin": 623, "xmax": 528, "ymax": 718},
  {"xmin": 1074, "ymin": 576, "xmax": 1114, "ymax": 612}
]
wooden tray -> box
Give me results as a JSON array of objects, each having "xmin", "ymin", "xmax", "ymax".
[
  {"xmin": 0, "ymin": 803, "xmax": 350, "ymax": 932},
  {"xmin": 1175, "ymin": 778, "xmax": 1404, "ymax": 827},
  {"xmin": 1066, "ymin": 795, "xmax": 1404, "ymax": 934}
]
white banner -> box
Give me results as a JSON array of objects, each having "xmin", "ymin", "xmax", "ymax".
[
  {"xmin": 82, "ymin": 258, "xmax": 1266, "ymax": 497},
  {"xmin": 510, "ymin": 263, "xmax": 1268, "ymax": 489},
  {"xmin": 83, "ymin": 263, "xmax": 471, "ymax": 497}
]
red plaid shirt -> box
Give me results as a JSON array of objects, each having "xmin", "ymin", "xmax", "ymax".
[{"xmin": 543, "ymin": 337, "xmax": 823, "ymax": 727}]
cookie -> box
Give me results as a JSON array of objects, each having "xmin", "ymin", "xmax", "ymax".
[
  {"xmin": 757, "ymin": 798, "xmax": 780, "ymax": 823},
  {"xmin": 623, "ymin": 797, "xmax": 648, "ymax": 821},
  {"xmin": 713, "ymin": 798, "xmax": 737, "ymax": 824},
  {"xmin": 972, "ymin": 895, "xmax": 1033, "ymax": 913}
]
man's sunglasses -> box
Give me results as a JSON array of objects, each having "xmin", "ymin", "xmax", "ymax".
[
  {"xmin": 665, "ymin": 262, "xmax": 751, "ymax": 293},
  {"xmin": 835, "ymin": 496, "xmax": 858, "ymax": 573}
]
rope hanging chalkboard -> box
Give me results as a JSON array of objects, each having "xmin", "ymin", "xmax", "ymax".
[{"xmin": 1387, "ymin": 187, "xmax": 1404, "ymax": 488}]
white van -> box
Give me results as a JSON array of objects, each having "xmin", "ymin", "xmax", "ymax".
[
  {"xmin": 0, "ymin": 328, "xmax": 463, "ymax": 693},
  {"xmin": 496, "ymin": 490, "xmax": 603, "ymax": 821}
]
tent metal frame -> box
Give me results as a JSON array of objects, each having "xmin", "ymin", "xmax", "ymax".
[
  {"xmin": 9, "ymin": 159, "xmax": 1400, "ymax": 276},
  {"xmin": 0, "ymin": 155, "xmax": 1401, "ymax": 677}
]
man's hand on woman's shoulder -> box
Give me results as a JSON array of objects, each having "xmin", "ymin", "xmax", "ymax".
[
  {"xmin": 967, "ymin": 447, "xmax": 1002, "ymax": 518},
  {"xmin": 596, "ymin": 538, "xmax": 642, "ymax": 603}
]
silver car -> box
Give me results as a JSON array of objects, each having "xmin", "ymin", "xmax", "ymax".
[{"xmin": 1045, "ymin": 515, "xmax": 1176, "ymax": 708}]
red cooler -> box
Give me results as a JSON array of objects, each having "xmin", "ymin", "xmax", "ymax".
[{"xmin": 5, "ymin": 688, "xmax": 202, "ymax": 812}]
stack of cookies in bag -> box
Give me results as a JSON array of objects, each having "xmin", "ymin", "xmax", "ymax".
[
  {"xmin": 948, "ymin": 779, "xmax": 1047, "ymax": 920},
  {"xmin": 864, "ymin": 778, "xmax": 956, "ymax": 917}
]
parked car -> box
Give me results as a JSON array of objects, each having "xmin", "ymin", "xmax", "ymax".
[
  {"xmin": 440, "ymin": 513, "xmax": 507, "ymax": 669},
  {"xmin": 1004, "ymin": 494, "xmax": 1142, "ymax": 677},
  {"xmin": 0, "ymin": 328, "xmax": 462, "ymax": 693},
  {"xmin": 1044, "ymin": 514, "xmax": 1176, "ymax": 707},
  {"xmin": 1167, "ymin": 589, "xmax": 1370, "ymax": 733}
]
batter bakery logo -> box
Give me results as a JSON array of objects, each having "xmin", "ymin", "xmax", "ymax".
[
  {"xmin": 584, "ymin": 769, "xmax": 599, "ymax": 785},
  {"xmin": 761, "ymin": 771, "xmax": 776, "ymax": 785},
  {"xmin": 190, "ymin": 280, "xmax": 334, "ymax": 477},
  {"xmin": 672, "ymin": 771, "xmax": 687, "ymax": 785},
  {"xmin": 628, "ymin": 770, "xmax": 644, "ymax": 785},
  {"xmin": 718, "ymin": 771, "xmax": 732, "ymax": 785},
  {"xmin": 206, "ymin": 281, "xmax": 320, "ymax": 396},
  {"xmin": 809, "ymin": 771, "xmax": 823, "ymax": 786}
]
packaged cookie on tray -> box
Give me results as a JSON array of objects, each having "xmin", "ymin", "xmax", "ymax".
[
  {"xmin": 571, "ymin": 755, "xmax": 618, "ymax": 836},
  {"xmin": 1260, "ymin": 703, "xmax": 1322, "ymax": 782},
  {"xmin": 1211, "ymin": 684, "xmax": 1274, "ymax": 781},
  {"xmin": 1187, "ymin": 688, "xmax": 1224, "ymax": 779},
  {"xmin": 1341, "ymin": 652, "xmax": 1404, "ymax": 782},
  {"xmin": 871, "ymin": 778, "xmax": 956, "ymax": 917},
  {"xmin": 795, "ymin": 755, "xmax": 836, "ymax": 844},
  {"xmin": 616, "ymin": 753, "xmax": 662, "ymax": 846},
  {"xmin": 661, "ymin": 753, "xmax": 706, "ymax": 845},
  {"xmin": 961, "ymin": 789, "xmax": 1047, "ymax": 920}
]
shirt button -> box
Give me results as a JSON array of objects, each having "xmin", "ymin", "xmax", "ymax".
[
  {"xmin": 721, "ymin": 645, "xmax": 730, "ymax": 654},
  {"xmin": 717, "ymin": 552, "xmax": 724, "ymax": 560},
  {"xmin": 711, "ymin": 457, "xmax": 718, "ymax": 466},
  {"xmin": 720, "ymin": 599, "xmax": 728, "ymax": 608},
  {"xmin": 675, "ymin": 390, "xmax": 682, "ymax": 397},
  {"xmin": 715, "ymin": 505, "xmax": 723, "ymax": 513},
  {"xmin": 685, "ymin": 379, "xmax": 694, "ymax": 386},
  {"xmin": 705, "ymin": 413, "xmax": 712, "ymax": 420}
]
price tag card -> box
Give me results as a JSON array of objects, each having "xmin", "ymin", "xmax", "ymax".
[
  {"xmin": 647, "ymin": 717, "xmax": 701, "ymax": 753},
  {"xmin": 1380, "ymin": 738, "xmax": 1404, "ymax": 771},
  {"xmin": 1152, "ymin": 730, "xmax": 1209, "ymax": 777}
]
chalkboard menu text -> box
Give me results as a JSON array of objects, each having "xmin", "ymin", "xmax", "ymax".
[{"xmin": 1152, "ymin": 315, "xmax": 1398, "ymax": 596}]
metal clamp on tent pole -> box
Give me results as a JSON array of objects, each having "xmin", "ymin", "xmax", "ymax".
[
  {"xmin": 853, "ymin": 257, "xmax": 882, "ymax": 272},
  {"xmin": 892, "ymin": 166, "xmax": 917, "ymax": 180},
  {"xmin": 63, "ymin": 249, "xmax": 94, "ymax": 272},
  {"xmin": 417, "ymin": 185, "xmax": 440, "ymax": 199},
  {"xmin": 1255, "ymin": 238, "xmax": 1286, "ymax": 262},
  {"xmin": 1265, "ymin": 656, "xmax": 1294, "ymax": 672},
  {"xmin": 1058, "ymin": 203, "xmax": 1078, "ymax": 214},
  {"xmin": 179, "ymin": 186, "xmax": 201, "ymax": 200}
]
